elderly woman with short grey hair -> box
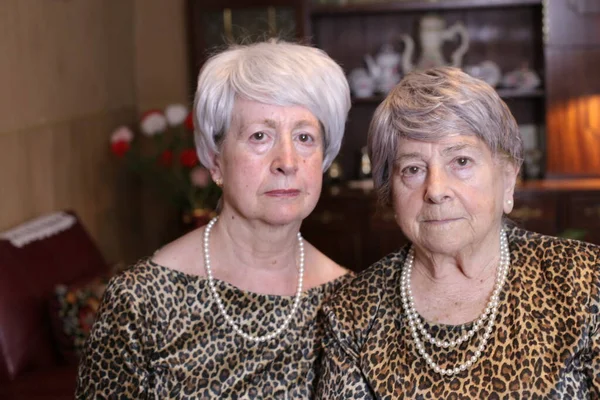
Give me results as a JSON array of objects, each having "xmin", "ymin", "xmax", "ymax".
[
  {"xmin": 317, "ymin": 66, "xmax": 600, "ymax": 398},
  {"xmin": 77, "ymin": 40, "xmax": 352, "ymax": 399}
]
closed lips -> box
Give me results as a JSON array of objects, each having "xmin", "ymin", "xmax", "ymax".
[{"xmin": 265, "ymin": 189, "xmax": 300, "ymax": 196}]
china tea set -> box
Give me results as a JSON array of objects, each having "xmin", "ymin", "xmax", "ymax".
[
  {"xmin": 349, "ymin": 14, "xmax": 540, "ymax": 98},
  {"xmin": 349, "ymin": 14, "xmax": 469, "ymax": 97}
]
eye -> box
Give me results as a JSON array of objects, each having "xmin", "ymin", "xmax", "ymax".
[
  {"xmin": 455, "ymin": 157, "xmax": 471, "ymax": 167},
  {"xmin": 250, "ymin": 131, "xmax": 266, "ymax": 141},
  {"xmin": 402, "ymin": 166, "xmax": 421, "ymax": 175},
  {"xmin": 298, "ymin": 133, "xmax": 313, "ymax": 143}
]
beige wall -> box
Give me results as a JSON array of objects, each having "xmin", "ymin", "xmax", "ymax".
[
  {"xmin": 134, "ymin": 0, "xmax": 190, "ymax": 112},
  {"xmin": 133, "ymin": 0, "xmax": 193, "ymax": 253},
  {"xmin": 0, "ymin": 0, "xmax": 190, "ymax": 263}
]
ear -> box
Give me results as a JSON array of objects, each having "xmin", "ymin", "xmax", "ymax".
[
  {"xmin": 502, "ymin": 160, "xmax": 520, "ymax": 214},
  {"xmin": 209, "ymin": 151, "xmax": 223, "ymax": 183}
]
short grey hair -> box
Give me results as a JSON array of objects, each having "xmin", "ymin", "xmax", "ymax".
[
  {"xmin": 368, "ymin": 66, "xmax": 523, "ymax": 206},
  {"xmin": 193, "ymin": 39, "xmax": 351, "ymax": 170}
]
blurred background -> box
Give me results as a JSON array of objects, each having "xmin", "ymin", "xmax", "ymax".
[{"xmin": 1, "ymin": 0, "xmax": 600, "ymax": 270}]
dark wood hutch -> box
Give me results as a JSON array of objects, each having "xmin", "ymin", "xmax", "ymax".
[{"xmin": 188, "ymin": 0, "xmax": 600, "ymax": 272}]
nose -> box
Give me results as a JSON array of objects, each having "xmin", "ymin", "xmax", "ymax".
[
  {"xmin": 271, "ymin": 136, "xmax": 298, "ymax": 175},
  {"xmin": 424, "ymin": 166, "xmax": 452, "ymax": 204}
]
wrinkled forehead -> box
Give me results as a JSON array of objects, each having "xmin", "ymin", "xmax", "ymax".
[{"xmin": 396, "ymin": 133, "xmax": 485, "ymax": 153}]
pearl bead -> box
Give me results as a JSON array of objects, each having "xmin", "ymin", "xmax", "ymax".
[{"xmin": 203, "ymin": 217, "xmax": 304, "ymax": 343}]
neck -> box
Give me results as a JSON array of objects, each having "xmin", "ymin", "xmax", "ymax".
[
  {"xmin": 412, "ymin": 229, "xmax": 502, "ymax": 282},
  {"xmin": 409, "ymin": 228, "xmax": 505, "ymax": 324},
  {"xmin": 205, "ymin": 210, "xmax": 303, "ymax": 295}
]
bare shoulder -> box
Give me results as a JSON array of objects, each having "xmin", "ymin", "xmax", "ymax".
[
  {"xmin": 151, "ymin": 227, "xmax": 206, "ymax": 277},
  {"xmin": 303, "ymin": 240, "xmax": 351, "ymax": 288}
]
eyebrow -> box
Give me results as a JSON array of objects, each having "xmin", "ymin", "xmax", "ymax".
[
  {"xmin": 395, "ymin": 152, "xmax": 423, "ymax": 163},
  {"xmin": 236, "ymin": 119, "xmax": 277, "ymax": 134},
  {"xmin": 442, "ymin": 143, "xmax": 476, "ymax": 155},
  {"xmin": 242, "ymin": 118, "xmax": 318, "ymax": 132},
  {"xmin": 293, "ymin": 120, "xmax": 319, "ymax": 129},
  {"xmin": 263, "ymin": 119, "xmax": 277, "ymax": 129}
]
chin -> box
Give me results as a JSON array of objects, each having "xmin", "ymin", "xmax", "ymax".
[
  {"xmin": 411, "ymin": 230, "xmax": 469, "ymax": 256},
  {"xmin": 261, "ymin": 216, "xmax": 304, "ymax": 227},
  {"xmin": 260, "ymin": 208, "xmax": 311, "ymax": 227},
  {"xmin": 421, "ymin": 241, "xmax": 465, "ymax": 256}
]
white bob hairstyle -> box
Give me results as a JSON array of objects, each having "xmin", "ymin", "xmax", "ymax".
[{"xmin": 193, "ymin": 39, "xmax": 351, "ymax": 171}]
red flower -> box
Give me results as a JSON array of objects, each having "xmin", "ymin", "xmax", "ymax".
[
  {"xmin": 159, "ymin": 150, "xmax": 173, "ymax": 166},
  {"xmin": 184, "ymin": 111, "xmax": 194, "ymax": 132},
  {"xmin": 179, "ymin": 149, "xmax": 199, "ymax": 168},
  {"xmin": 111, "ymin": 140, "xmax": 130, "ymax": 157}
]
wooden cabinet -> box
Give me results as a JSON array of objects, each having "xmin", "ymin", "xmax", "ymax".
[
  {"xmin": 302, "ymin": 180, "xmax": 600, "ymax": 273},
  {"xmin": 511, "ymin": 190, "xmax": 559, "ymax": 234},
  {"xmin": 545, "ymin": 0, "xmax": 600, "ymax": 47},
  {"xmin": 186, "ymin": 1, "xmax": 600, "ymax": 271},
  {"xmin": 514, "ymin": 180, "xmax": 600, "ymax": 245},
  {"xmin": 306, "ymin": 0, "xmax": 546, "ymax": 180},
  {"xmin": 187, "ymin": 0, "xmax": 308, "ymax": 90},
  {"xmin": 188, "ymin": 0, "xmax": 600, "ymax": 179},
  {"xmin": 564, "ymin": 193, "xmax": 600, "ymax": 245},
  {"xmin": 305, "ymin": 0, "xmax": 600, "ymax": 180},
  {"xmin": 544, "ymin": 0, "xmax": 600, "ymax": 177},
  {"xmin": 302, "ymin": 189, "xmax": 370, "ymax": 269},
  {"xmin": 301, "ymin": 187, "xmax": 407, "ymax": 271}
]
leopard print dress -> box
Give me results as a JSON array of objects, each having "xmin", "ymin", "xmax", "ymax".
[
  {"xmin": 316, "ymin": 226, "xmax": 600, "ymax": 399},
  {"xmin": 76, "ymin": 258, "xmax": 352, "ymax": 399}
]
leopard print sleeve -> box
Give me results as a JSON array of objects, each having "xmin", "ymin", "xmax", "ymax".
[
  {"xmin": 76, "ymin": 272, "xmax": 151, "ymax": 399},
  {"xmin": 585, "ymin": 244, "xmax": 600, "ymax": 396},
  {"xmin": 316, "ymin": 309, "xmax": 376, "ymax": 399},
  {"xmin": 315, "ymin": 263, "xmax": 393, "ymax": 399}
]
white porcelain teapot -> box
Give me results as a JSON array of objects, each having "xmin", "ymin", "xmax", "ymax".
[
  {"xmin": 401, "ymin": 14, "xmax": 469, "ymax": 74},
  {"xmin": 364, "ymin": 44, "xmax": 402, "ymax": 94},
  {"xmin": 348, "ymin": 68, "xmax": 376, "ymax": 98}
]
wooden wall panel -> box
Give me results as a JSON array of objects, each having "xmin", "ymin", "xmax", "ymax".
[
  {"xmin": 0, "ymin": 0, "xmax": 143, "ymax": 265},
  {"xmin": 134, "ymin": 0, "xmax": 191, "ymax": 112},
  {"xmin": 0, "ymin": 0, "xmax": 135, "ymax": 136},
  {"xmin": 0, "ymin": 133, "xmax": 31, "ymax": 223},
  {"xmin": 0, "ymin": 0, "xmax": 195, "ymax": 264},
  {"xmin": 0, "ymin": 108, "xmax": 143, "ymax": 264}
]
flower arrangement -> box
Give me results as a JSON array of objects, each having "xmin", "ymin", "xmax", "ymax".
[{"xmin": 109, "ymin": 104, "xmax": 221, "ymax": 222}]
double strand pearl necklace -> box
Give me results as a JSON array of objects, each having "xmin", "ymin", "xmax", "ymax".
[
  {"xmin": 401, "ymin": 229, "xmax": 510, "ymax": 376},
  {"xmin": 203, "ymin": 217, "xmax": 305, "ymax": 342}
]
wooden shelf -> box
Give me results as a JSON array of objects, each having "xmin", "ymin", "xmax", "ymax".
[
  {"xmin": 518, "ymin": 178, "xmax": 600, "ymax": 192},
  {"xmin": 310, "ymin": 0, "xmax": 542, "ymax": 16},
  {"xmin": 351, "ymin": 88, "xmax": 544, "ymax": 104},
  {"xmin": 496, "ymin": 88, "xmax": 545, "ymax": 99},
  {"xmin": 351, "ymin": 96, "xmax": 384, "ymax": 105}
]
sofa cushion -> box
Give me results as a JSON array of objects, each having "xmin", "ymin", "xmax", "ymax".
[
  {"xmin": 49, "ymin": 274, "xmax": 111, "ymax": 364},
  {"xmin": 0, "ymin": 211, "xmax": 108, "ymax": 382}
]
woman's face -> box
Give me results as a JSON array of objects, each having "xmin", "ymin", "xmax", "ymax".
[
  {"xmin": 391, "ymin": 134, "xmax": 518, "ymax": 257},
  {"xmin": 211, "ymin": 97, "xmax": 324, "ymax": 227}
]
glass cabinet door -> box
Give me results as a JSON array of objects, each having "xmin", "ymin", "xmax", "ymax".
[{"xmin": 189, "ymin": 0, "xmax": 308, "ymax": 82}]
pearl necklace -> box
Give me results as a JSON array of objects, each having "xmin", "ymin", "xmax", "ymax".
[
  {"xmin": 203, "ymin": 217, "xmax": 305, "ymax": 342},
  {"xmin": 401, "ymin": 229, "xmax": 510, "ymax": 376}
]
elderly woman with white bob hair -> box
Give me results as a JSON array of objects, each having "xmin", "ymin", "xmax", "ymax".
[
  {"xmin": 76, "ymin": 40, "xmax": 352, "ymax": 399},
  {"xmin": 316, "ymin": 66, "xmax": 600, "ymax": 398}
]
